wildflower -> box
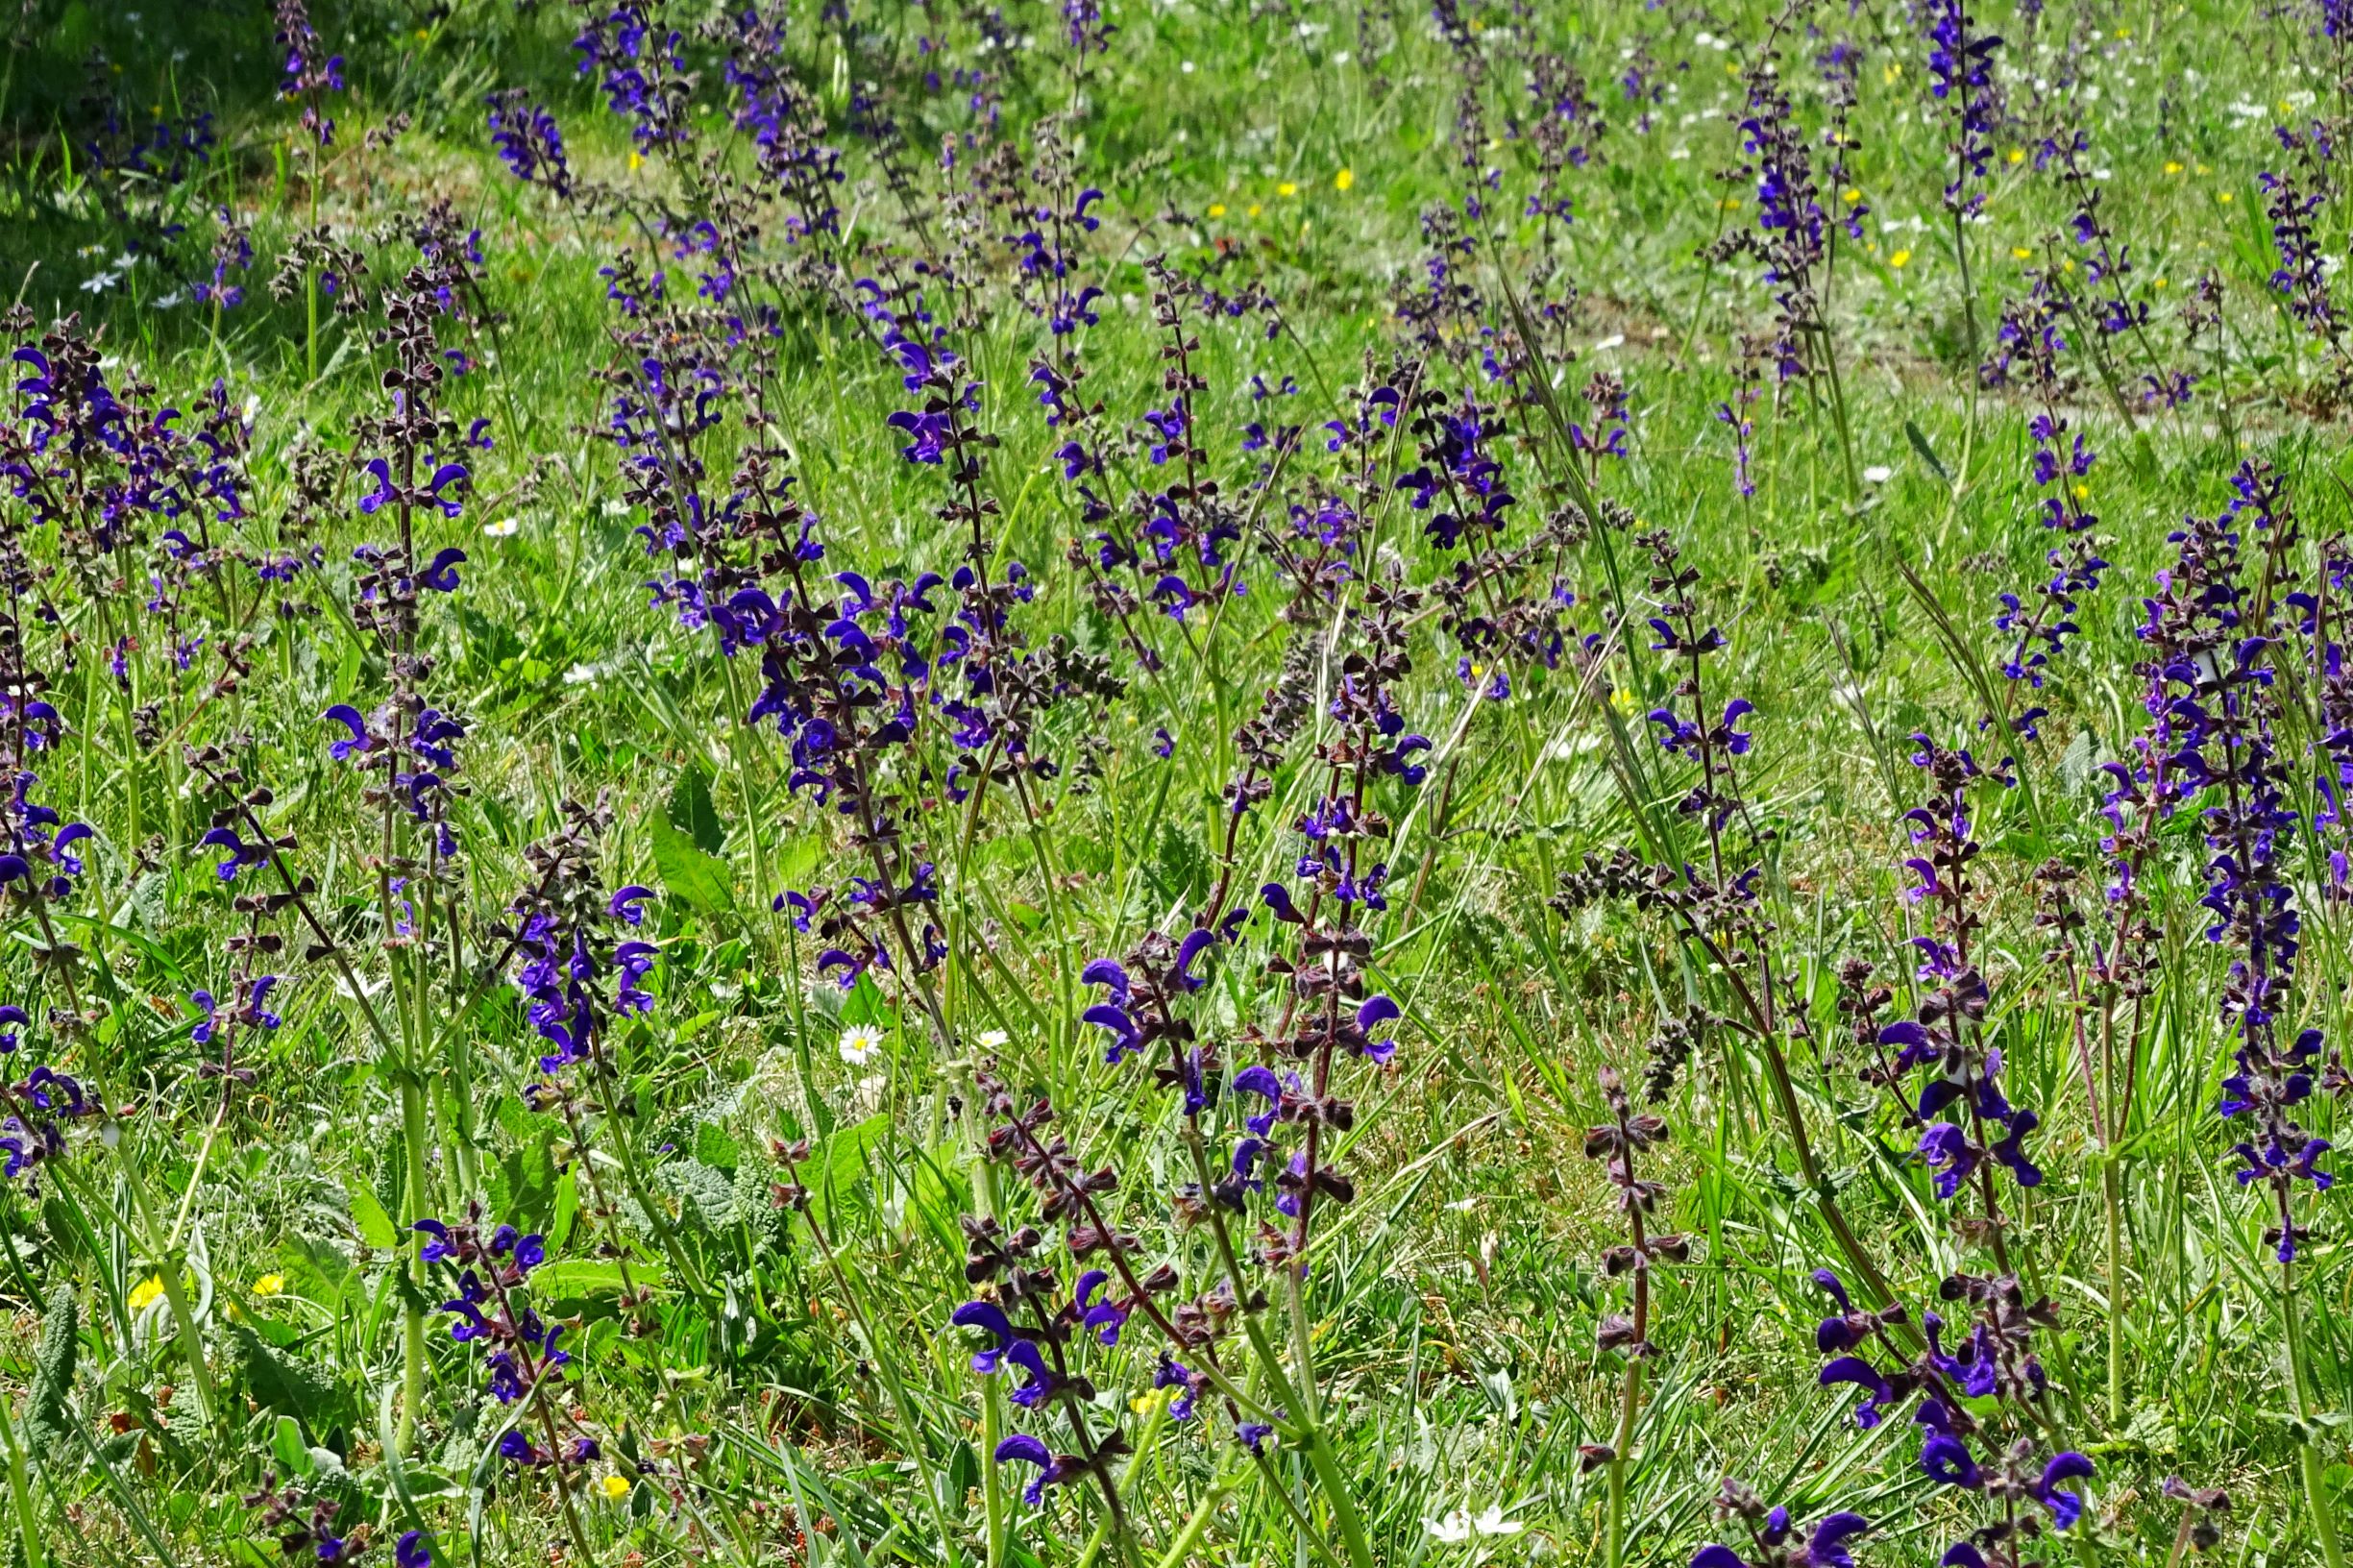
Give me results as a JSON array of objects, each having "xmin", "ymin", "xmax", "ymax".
[
  {"xmin": 253, "ymin": 1273, "xmax": 286, "ymax": 1297},
  {"xmin": 1427, "ymin": 1506, "xmax": 1523, "ymax": 1542},
  {"xmin": 485, "ymin": 88, "xmax": 572, "ymax": 197},
  {"xmin": 130, "ymin": 1275, "xmax": 165, "ymax": 1311},
  {"xmin": 1890, "ymin": 249, "xmax": 1912, "ymax": 268},
  {"xmin": 1695, "ymin": 1478, "xmax": 1870, "ymax": 1567},
  {"xmin": 839, "ymin": 1023, "xmax": 888, "ymax": 1066},
  {"xmin": 1336, "ymin": 168, "xmax": 1354, "ymax": 190},
  {"xmin": 599, "ymin": 1474, "xmax": 630, "ymax": 1501}
]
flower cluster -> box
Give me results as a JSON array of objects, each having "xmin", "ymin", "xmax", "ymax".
[
  {"xmin": 1807, "ymin": 1269, "xmax": 2096, "ymax": 1559},
  {"xmin": 1879, "ymin": 737, "xmax": 2041, "ymax": 1247},
  {"xmin": 413, "ymin": 1206, "xmax": 600, "ymax": 1468},
  {"xmin": 275, "ymin": 0, "xmax": 345, "ymax": 147},
  {"xmin": 485, "ymin": 89, "xmax": 572, "ymax": 199},
  {"xmin": 1924, "ymin": 0, "xmax": 2002, "ymax": 219},
  {"xmin": 1576, "ymin": 1064, "xmax": 1687, "ymax": 1475},
  {"xmin": 1692, "ymin": 1479, "xmax": 1868, "ymax": 1568},
  {"xmin": 2137, "ymin": 468, "xmax": 2343, "ymax": 1259}
]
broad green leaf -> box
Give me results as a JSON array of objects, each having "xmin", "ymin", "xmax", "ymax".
[
  {"xmin": 27, "ymin": 1281, "xmax": 77, "ymax": 1463},
  {"xmin": 229, "ymin": 1324, "xmax": 344, "ymax": 1438},
  {"xmin": 667, "ymin": 763, "xmax": 728, "ymax": 855},
  {"xmin": 650, "ymin": 813, "xmax": 734, "ymax": 916},
  {"xmin": 348, "ymin": 1183, "xmax": 400, "ymax": 1251}
]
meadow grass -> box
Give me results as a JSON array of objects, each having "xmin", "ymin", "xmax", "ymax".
[{"xmin": 0, "ymin": 1, "xmax": 2347, "ymax": 1565}]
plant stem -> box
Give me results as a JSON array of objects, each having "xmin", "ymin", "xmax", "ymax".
[
  {"xmin": 104, "ymin": 1139, "xmax": 220, "ymax": 1427},
  {"xmin": 2281, "ymin": 1255, "xmax": 2346, "ymax": 1568},
  {"xmin": 0, "ymin": 1384, "xmax": 44, "ymax": 1568},
  {"xmin": 2103, "ymin": 1155, "xmax": 2125, "ymax": 1429}
]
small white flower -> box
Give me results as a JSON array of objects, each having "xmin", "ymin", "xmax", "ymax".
[
  {"xmin": 977, "ymin": 1029, "xmax": 1010, "ymax": 1048},
  {"xmin": 1427, "ymin": 1504, "xmax": 1521, "ymax": 1543},
  {"xmin": 1862, "ymin": 465, "xmax": 1894, "ymax": 484},
  {"xmin": 483, "ymin": 517, "xmax": 521, "ymax": 538},
  {"xmin": 563, "ymin": 662, "xmax": 601, "ymax": 686},
  {"xmin": 839, "ymin": 1023, "xmax": 889, "ymax": 1066},
  {"xmin": 1470, "ymin": 1507, "xmax": 1523, "ymax": 1537},
  {"xmin": 1591, "ymin": 333, "xmax": 1626, "ymax": 352}
]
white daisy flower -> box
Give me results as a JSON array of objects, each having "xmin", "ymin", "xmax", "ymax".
[{"xmin": 839, "ymin": 1023, "xmax": 889, "ymax": 1066}]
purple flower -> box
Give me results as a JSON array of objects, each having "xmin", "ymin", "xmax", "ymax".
[{"xmin": 2035, "ymin": 1451, "xmax": 2095, "ymax": 1531}]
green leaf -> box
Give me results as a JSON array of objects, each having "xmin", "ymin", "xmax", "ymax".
[
  {"xmin": 841, "ymin": 972, "xmax": 888, "ymax": 1027},
  {"xmin": 657, "ymin": 1159, "xmax": 739, "ymax": 1233},
  {"xmin": 27, "ymin": 1281, "xmax": 77, "ymax": 1463},
  {"xmin": 1903, "ymin": 419, "xmax": 1951, "ymax": 487},
  {"xmin": 272, "ymin": 1415, "xmax": 311, "ymax": 1480},
  {"xmin": 650, "ymin": 814, "xmax": 735, "ymax": 917},
  {"xmin": 536, "ymin": 1260, "xmax": 666, "ymax": 1296},
  {"xmin": 806, "ymin": 1113, "xmax": 893, "ymax": 1229},
  {"xmin": 694, "ymin": 1120, "xmax": 741, "ymax": 1173},
  {"xmin": 667, "ymin": 764, "xmax": 728, "ymax": 855},
  {"xmin": 229, "ymin": 1324, "xmax": 344, "ymax": 1438},
  {"xmin": 489, "ymin": 1135, "xmax": 559, "ymax": 1234},
  {"xmin": 772, "ymin": 834, "xmax": 821, "ymax": 889},
  {"xmin": 348, "ymin": 1183, "xmax": 400, "ymax": 1251},
  {"xmin": 552, "ymin": 1166, "xmax": 580, "ymax": 1249}
]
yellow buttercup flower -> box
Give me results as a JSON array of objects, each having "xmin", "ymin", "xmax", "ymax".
[
  {"xmin": 627, "ymin": 151, "xmax": 645, "ymax": 171},
  {"xmin": 253, "ymin": 1274, "xmax": 286, "ymax": 1298},
  {"xmin": 2217, "ymin": 190, "xmax": 2233, "ymax": 204},
  {"xmin": 1842, "ymin": 187, "xmax": 1862, "ymax": 204},
  {"xmin": 600, "ymin": 1475, "xmax": 631, "ymax": 1502},
  {"xmin": 130, "ymin": 1276, "xmax": 165, "ymax": 1311},
  {"xmin": 1247, "ymin": 203, "xmax": 1262, "ymax": 218},
  {"xmin": 2007, "ymin": 148, "xmax": 2025, "ymax": 164},
  {"xmin": 2164, "ymin": 160, "xmax": 2184, "ymax": 175},
  {"xmin": 1208, "ymin": 203, "xmax": 1226, "ymax": 218},
  {"xmin": 2012, "ymin": 247, "xmax": 2033, "ymax": 260},
  {"xmin": 1277, "ymin": 182, "xmax": 1298, "ymax": 198},
  {"xmin": 1889, "ymin": 249, "xmax": 1912, "ymax": 269},
  {"xmin": 1335, "ymin": 168, "xmax": 1354, "ymax": 192}
]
